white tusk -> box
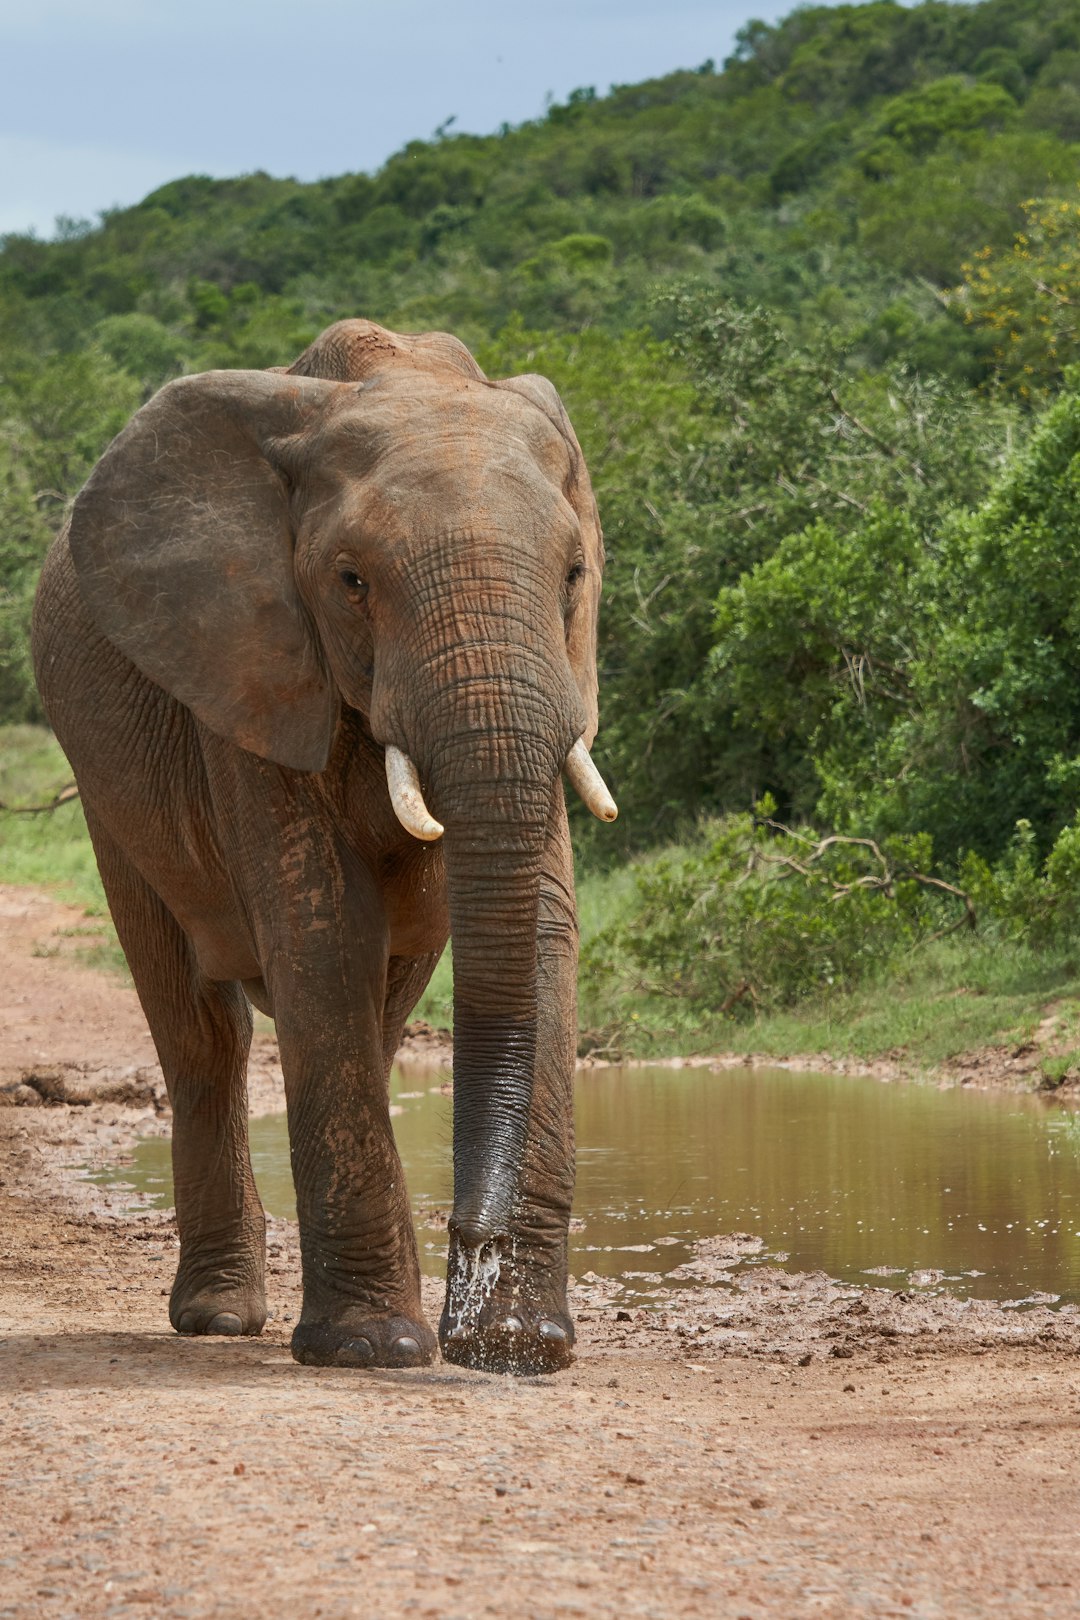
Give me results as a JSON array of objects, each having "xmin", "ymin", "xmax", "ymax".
[
  {"xmin": 564, "ymin": 737, "xmax": 618, "ymax": 823},
  {"xmin": 385, "ymin": 746, "xmax": 444, "ymax": 842}
]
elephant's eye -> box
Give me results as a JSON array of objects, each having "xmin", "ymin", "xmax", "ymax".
[
  {"xmin": 566, "ymin": 559, "xmax": 586, "ymax": 588},
  {"xmin": 339, "ymin": 569, "xmax": 369, "ymax": 603}
]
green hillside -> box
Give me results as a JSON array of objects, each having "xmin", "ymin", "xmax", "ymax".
[
  {"xmin": 5, "ymin": 0, "xmax": 1080, "ymax": 1043},
  {"xmin": 6, "ymin": 3, "xmax": 1080, "ymax": 366}
]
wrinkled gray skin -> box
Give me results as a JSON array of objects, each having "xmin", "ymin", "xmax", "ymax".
[{"xmin": 31, "ymin": 319, "xmax": 607, "ymax": 1376}]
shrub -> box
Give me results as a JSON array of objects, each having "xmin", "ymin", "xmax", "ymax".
[{"xmin": 585, "ymin": 810, "xmax": 960, "ymax": 1019}]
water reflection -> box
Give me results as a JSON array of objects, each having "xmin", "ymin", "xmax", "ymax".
[{"xmin": 114, "ymin": 1066, "xmax": 1080, "ymax": 1302}]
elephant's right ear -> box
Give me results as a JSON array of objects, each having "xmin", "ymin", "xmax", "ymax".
[{"xmin": 69, "ymin": 370, "xmax": 340, "ymax": 772}]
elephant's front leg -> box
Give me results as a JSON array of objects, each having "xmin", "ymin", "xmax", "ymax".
[
  {"xmin": 277, "ymin": 977, "xmax": 435, "ymax": 1368},
  {"xmin": 266, "ymin": 867, "xmax": 435, "ymax": 1370},
  {"xmin": 440, "ymin": 795, "xmax": 578, "ymax": 1374}
]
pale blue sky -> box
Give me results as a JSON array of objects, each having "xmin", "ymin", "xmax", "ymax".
[{"xmin": 0, "ymin": 0, "xmax": 847, "ymax": 237}]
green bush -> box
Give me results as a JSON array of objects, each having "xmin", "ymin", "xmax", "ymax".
[
  {"xmin": 584, "ymin": 811, "xmax": 955, "ymax": 1020},
  {"xmin": 95, "ymin": 312, "xmax": 189, "ymax": 395},
  {"xmin": 0, "ymin": 455, "xmax": 51, "ymax": 722},
  {"xmin": 962, "ymin": 814, "xmax": 1080, "ymax": 944}
]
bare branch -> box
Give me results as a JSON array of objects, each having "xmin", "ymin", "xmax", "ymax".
[
  {"xmin": 1034, "ymin": 279, "xmax": 1080, "ymax": 310},
  {"xmin": 826, "ymin": 386, "xmax": 925, "ymax": 482},
  {"xmin": 753, "ymin": 815, "xmax": 976, "ymax": 932},
  {"xmin": 0, "ymin": 783, "xmax": 80, "ymax": 815},
  {"xmin": 719, "ymin": 979, "xmax": 755, "ymax": 1014},
  {"xmin": 817, "ymin": 480, "xmax": 871, "ymax": 514}
]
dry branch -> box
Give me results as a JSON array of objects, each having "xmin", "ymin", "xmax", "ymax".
[
  {"xmin": 754, "ymin": 815, "xmax": 977, "ymax": 935},
  {"xmin": 0, "ymin": 783, "xmax": 80, "ymax": 815}
]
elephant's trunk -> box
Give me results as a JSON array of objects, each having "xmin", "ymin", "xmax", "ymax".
[
  {"xmin": 415, "ymin": 676, "xmax": 567, "ymax": 1252},
  {"xmin": 442, "ymin": 776, "xmax": 553, "ymax": 1250}
]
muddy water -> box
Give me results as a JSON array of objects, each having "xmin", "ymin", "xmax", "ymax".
[{"xmin": 108, "ymin": 1067, "xmax": 1080, "ymax": 1302}]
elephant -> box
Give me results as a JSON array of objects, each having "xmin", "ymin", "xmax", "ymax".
[{"xmin": 31, "ymin": 318, "xmax": 617, "ymax": 1377}]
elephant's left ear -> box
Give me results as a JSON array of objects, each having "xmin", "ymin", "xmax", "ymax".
[{"xmin": 493, "ymin": 374, "xmax": 604, "ymax": 748}]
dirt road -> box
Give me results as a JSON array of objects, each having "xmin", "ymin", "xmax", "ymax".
[{"xmin": 2, "ymin": 884, "xmax": 1080, "ymax": 1619}]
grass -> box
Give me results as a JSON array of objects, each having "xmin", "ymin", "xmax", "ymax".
[
  {"xmin": 0, "ymin": 724, "xmax": 109, "ymax": 912},
  {"xmin": 0, "ymin": 724, "xmax": 125, "ymax": 973},
  {"xmin": 713, "ymin": 938, "xmax": 1080, "ymax": 1071},
  {"xmin": 6, "ymin": 722, "xmax": 1080, "ymax": 1076},
  {"xmin": 585, "ymin": 922, "xmax": 1080, "ymax": 1076}
]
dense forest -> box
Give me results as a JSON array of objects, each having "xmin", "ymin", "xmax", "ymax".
[{"xmin": 4, "ymin": 0, "xmax": 1080, "ymax": 1027}]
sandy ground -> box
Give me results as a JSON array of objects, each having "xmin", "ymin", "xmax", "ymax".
[{"xmin": 3, "ymin": 883, "xmax": 1080, "ymax": 1620}]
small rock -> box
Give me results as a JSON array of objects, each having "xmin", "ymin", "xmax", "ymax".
[{"xmin": 1, "ymin": 1084, "xmax": 42, "ymax": 1107}]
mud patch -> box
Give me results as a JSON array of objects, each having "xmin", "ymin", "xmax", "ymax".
[{"xmin": 575, "ymin": 1234, "xmax": 1080, "ymax": 1367}]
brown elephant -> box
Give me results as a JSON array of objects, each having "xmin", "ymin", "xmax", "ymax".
[{"xmin": 31, "ymin": 318, "xmax": 616, "ymax": 1377}]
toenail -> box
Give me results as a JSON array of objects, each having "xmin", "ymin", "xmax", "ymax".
[
  {"xmin": 334, "ymin": 1337, "xmax": 374, "ymax": 1368},
  {"xmin": 502, "ymin": 1315, "xmax": 523, "ymax": 1333},
  {"xmin": 177, "ymin": 1312, "xmax": 197, "ymax": 1334},
  {"xmin": 393, "ymin": 1335, "xmax": 421, "ymax": 1358},
  {"xmin": 208, "ymin": 1312, "xmax": 244, "ymax": 1336},
  {"xmin": 538, "ymin": 1320, "xmax": 568, "ymax": 1342}
]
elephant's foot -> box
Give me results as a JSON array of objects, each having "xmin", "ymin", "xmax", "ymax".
[
  {"xmin": 169, "ymin": 1247, "xmax": 267, "ymax": 1337},
  {"xmin": 291, "ymin": 1308, "xmax": 437, "ymax": 1369},
  {"xmin": 438, "ymin": 1234, "xmax": 574, "ymax": 1376},
  {"xmin": 170, "ymin": 1284, "xmax": 267, "ymax": 1338}
]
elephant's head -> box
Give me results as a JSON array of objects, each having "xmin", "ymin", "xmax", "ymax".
[{"xmin": 67, "ymin": 319, "xmax": 615, "ymax": 1255}]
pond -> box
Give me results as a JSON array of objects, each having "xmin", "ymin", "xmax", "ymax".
[{"xmin": 106, "ymin": 1066, "xmax": 1080, "ymax": 1303}]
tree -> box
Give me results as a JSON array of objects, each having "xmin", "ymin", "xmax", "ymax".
[{"xmin": 952, "ymin": 190, "xmax": 1080, "ymax": 396}]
